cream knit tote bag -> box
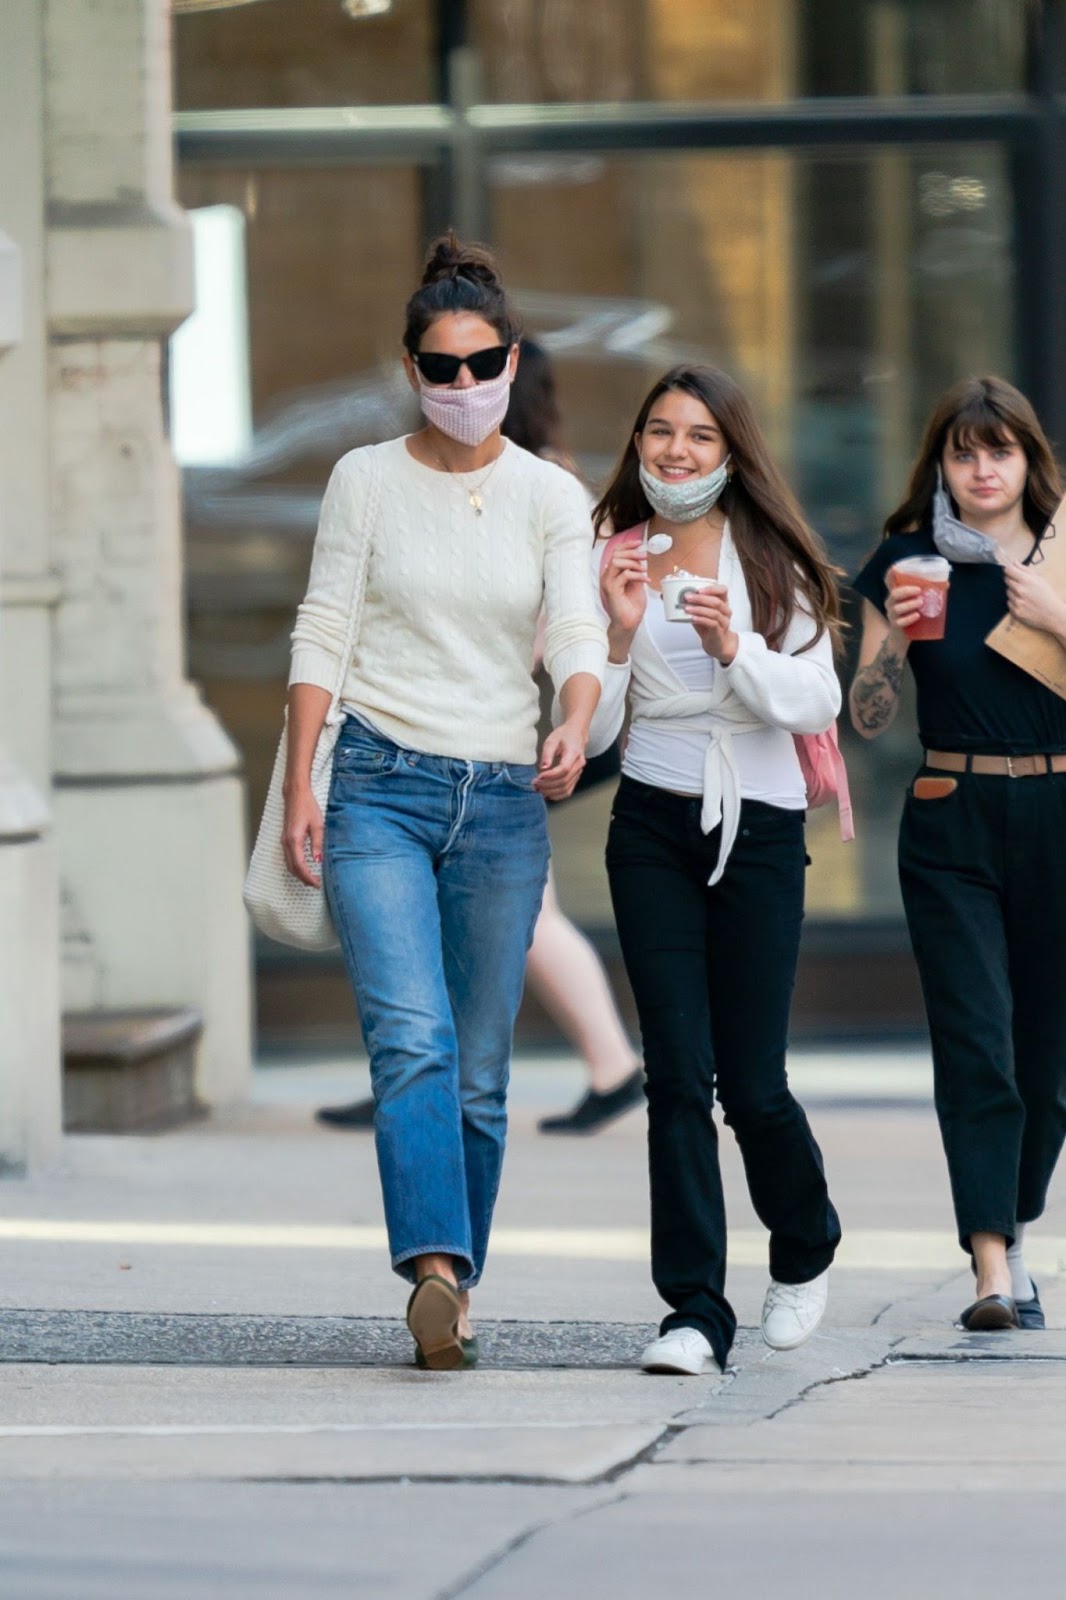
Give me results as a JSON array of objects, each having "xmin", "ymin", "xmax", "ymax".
[{"xmin": 243, "ymin": 448, "xmax": 383, "ymax": 950}]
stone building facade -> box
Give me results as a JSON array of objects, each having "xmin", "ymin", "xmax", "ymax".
[{"xmin": 0, "ymin": 0, "xmax": 252, "ymax": 1172}]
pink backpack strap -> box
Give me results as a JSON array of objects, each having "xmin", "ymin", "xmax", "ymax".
[
  {"xmin": 830, "ymin": 731, "xmax": 855, "ymax": 843},
  {"xmin": 598, "ymin": 524, "xmax": 646, "ymax": 585},
  {"xmin": 793, "ymin": 724, "xmax": 855, "ymax": 843}
]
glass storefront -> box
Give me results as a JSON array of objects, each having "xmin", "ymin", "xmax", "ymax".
[
  {"xmin": 176, "ymin": 0, "xmax": 437, "ymax": 107},
  {"xmin": 173, "ymin": 0, "xmax": 1062, "ymax": 946},
  {"xmin": 176, "ymin": 0, "xmax": 1029, "ymax": 111}
]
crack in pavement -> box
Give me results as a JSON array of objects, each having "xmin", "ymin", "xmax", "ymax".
[
  {"xmin": 434, "ymin": 1489, "xmax": 627, "ymax": 1600},
  {"xmin": 870, "ymin": 1267, "xmax": 964, "ymax": 1326}
]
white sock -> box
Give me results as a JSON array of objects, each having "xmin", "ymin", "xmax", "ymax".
[{"xmin": 1006, "ymin": 1225, "xmax": 1033, "ymax": 1301}]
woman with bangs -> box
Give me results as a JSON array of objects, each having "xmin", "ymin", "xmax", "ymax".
[
  {"xmin": 851, "ymin": 376, "xmax": 1066, "ymax": 1333},
  {"xmin": 588, "ymin": 364, "xmax": 843, "ymax": 1377}
]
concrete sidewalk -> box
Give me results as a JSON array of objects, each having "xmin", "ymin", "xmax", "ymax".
[{"xmin": 2, "ymin": 1047, "xmax": 1065, "ymax": 1599}]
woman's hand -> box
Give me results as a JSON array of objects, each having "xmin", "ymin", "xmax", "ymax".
[
  {"xmin": 884, "ymin": 582, "xmax": 922, "ymax": 637},
  {"xmin": 282, "ymin": 783, "xmax": 324, "ymax": 887},
  {"xmin": 535, "ymin": 719, "xmax": 587, "ymax": 801},
  {"xmin": 684, "ymin": 583, "xmax": 738, "ymax": 664},
  {"xmin": 1003, "ymin": 562, "xmax": 1066, "ymax": 639},
  {"xmin": 600, "ymin": 546, "xmax": 648, "ymax": 651}
]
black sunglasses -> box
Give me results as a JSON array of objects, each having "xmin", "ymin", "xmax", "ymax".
[{"xmin": 412, "ymin": 344, "xmax": 510, "ymax": 385}]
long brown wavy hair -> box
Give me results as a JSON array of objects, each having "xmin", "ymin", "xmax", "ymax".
[
  {"xmin": 884, "ymin": 375, "xmax": 1063, "ymax": 539},
  {"xmin": 594, "ymin": 365, "xmax": 842, "ymax": 653}
]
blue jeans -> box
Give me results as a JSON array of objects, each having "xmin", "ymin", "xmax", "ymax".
[{"xmin": 323, "ymin": 717, "xmax": 549, "ymax": 1289}]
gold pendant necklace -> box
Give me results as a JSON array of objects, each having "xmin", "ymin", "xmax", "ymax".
[{"xmin": 432, "ymin": 445, "xmax": 504, "ymax": 516}]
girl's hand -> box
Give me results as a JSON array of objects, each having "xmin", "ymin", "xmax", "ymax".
[
  {"xmin": 885, "ymin": 581, "xmax": 922, "ymax": 637},
  {"xmin": 684, "ymin": 583, "xmax": 738, "ymax": 664},
  {"xmin": 1003, "ymin": 562, "xmax": 1066, "ymax": 638},
  {"xmin": 600, "ymin": 547, "xmax": 648, "ymax": 636},
  {"xmin": 535, "ymin": 719, "xmax": 587, "ymax": 801},
  {"xmin": 282, "ymin": 785, "xmax": 324, "ymax": 887}
]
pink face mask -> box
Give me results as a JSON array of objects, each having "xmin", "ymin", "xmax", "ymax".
[{"xmin": 418, "ymin": 365, "xmax": 512, "ymax": 447}]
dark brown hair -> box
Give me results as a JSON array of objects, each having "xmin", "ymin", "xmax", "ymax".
[
  {"xmin": 503, "ymin": 339, "xmax": 562, "ymax": 457},
  {"xmin": 594, "ymin": 364, "xmax": 842, "ymax": 653},
  {"xmin": 403, "ymin": 231, "xmax": 521, "ymax": 355},
  {"xmin": 884, "ymin": 375, "xmax": 1062, "ymax": 538}
]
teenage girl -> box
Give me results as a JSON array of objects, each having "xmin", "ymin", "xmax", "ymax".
[
  {"xmin": 851, "ymin": 375, "xmax": 1066, "ymax": 1331},
  {"xmin": 589, "ymin": 364, "xmax": 842, "ymax": 1376}
]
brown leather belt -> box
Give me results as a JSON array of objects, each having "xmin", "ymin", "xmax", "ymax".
[{"xmin": 925, "ymin": 749, "xmax": 1066, "ymax": 778}]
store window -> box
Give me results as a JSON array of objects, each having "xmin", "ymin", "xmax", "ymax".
[
  {"xmin": 176, "ymin": 163, "xmax": 425, "ymax": 818},
  {"xmin": 175, "ymin": 0, "xmax": 436, "ymax": 109},
  {"xmin": 470, "ymin": 0, "xmax": 1027, "ymax": 104}
]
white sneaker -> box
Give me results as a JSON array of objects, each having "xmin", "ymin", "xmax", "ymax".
[
  {"xmin": 640, "ymin": 1327, "xmax": 720, "ymax": 1376},
  {"xmin": 761, "ymin": 1269, "xmax": 829, "ymax": 1350}
]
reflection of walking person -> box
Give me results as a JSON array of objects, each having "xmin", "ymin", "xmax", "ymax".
[
  {"xmin": 284, "ymin": 234, "xmax": 606, "ymax": 1368},
  {"xmin": 851, "ymin": 375, "xmax": 1066, "ymax": 1333},
  {"xmin": 317, "ymin": 336, "xmax": 643, "ymax": 1137},
  {"xmin": 589, "ymin": 365, "xmax": 842, "ymax": 1376}
]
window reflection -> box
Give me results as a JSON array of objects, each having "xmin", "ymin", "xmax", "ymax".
[
  {"xmin": 175, "ymin": 0, "xmax": 435, "ymax": 110},
  {"xmin": 177, "ymin": 164, "xmax": 423, "ymax": 819},
  {"xmin": 471, "ymin": 0, "xmax": 1026, "ymax": 104}
]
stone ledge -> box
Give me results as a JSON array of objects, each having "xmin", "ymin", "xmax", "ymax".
[
  {"xmin": 46, "ymin": 201, "xmax": 193, "ymax": 338},
  {"xmin": 62, "ymin": 1007, "xmax": 204, "ymax": 1133}
]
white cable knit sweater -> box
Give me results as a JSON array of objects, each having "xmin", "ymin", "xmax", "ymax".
[{"xmin": 289, "ymin": 436, "xmax": 607, "ymax": 763}]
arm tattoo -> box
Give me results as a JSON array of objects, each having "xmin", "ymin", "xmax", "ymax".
[{"xmin": 851, "ymin": 635, "xmax": 906, "ymax": 734}]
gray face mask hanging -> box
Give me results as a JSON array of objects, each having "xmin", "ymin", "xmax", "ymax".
[
  {"xmin": 639, "ymin": 455, "xmax": 731, "ymax": 523},
  {"xmin": 931, "ymin": 468, "xmax": 1004, "ymax": 565}
]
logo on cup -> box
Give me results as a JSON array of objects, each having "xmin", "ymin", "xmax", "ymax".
[{"xmin": 919, "ymin": 590, "xmax": 945, "ymax": 617}]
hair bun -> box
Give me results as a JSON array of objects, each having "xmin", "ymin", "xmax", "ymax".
[{"xmin": 420, "ymin": 231, "xmax": 504, "ymax": 293}]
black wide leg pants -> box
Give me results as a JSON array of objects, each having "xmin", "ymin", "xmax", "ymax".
[
  {"xmin": 606, "ymin": 776, "xmax": 841, "ymax": 1368},
  {"xmin": 899, "ymin": 768, "xmax": 1066, "ymax": 1251}
]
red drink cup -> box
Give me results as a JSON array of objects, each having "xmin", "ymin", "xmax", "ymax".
[{"xmin": 888, "ymin": 555, "xmax": 951, "ymax": 641}]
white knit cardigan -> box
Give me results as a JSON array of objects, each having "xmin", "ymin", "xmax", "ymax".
[{"xmin": 586, "ymin": 524, "xmax": 841, "ymax": 883}]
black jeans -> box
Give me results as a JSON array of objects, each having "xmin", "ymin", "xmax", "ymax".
[
  {"xmin": 606, "ymin": 776, "xmax": 841, "ymax": 1367},
  {"xmin": 899, "ymin": 768, "xmax": 1066, "ymax": 1252}
]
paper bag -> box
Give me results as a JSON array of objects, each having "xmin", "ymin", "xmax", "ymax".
[{"xmin": 985, "ymin": 491, "xmax": 1066, "ymax": 701}]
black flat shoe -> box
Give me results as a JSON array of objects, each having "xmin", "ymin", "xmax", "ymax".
[
  {"xmin": 406, "ymin": 1275, "xmax": 464, "ymax": 1371},
  {"xmin": 416, "ymin": 1334, "xmax": 479, "ymax": 1370},
  {"xmin": 315, "ymin": 1097, "xmax": 375, "ymax": 1130},
  {"xmin": 1016, "ymin": 1281, "xmax": 1045, "ymax": 1330},
  {"xmin": 537, "ymin": 1067, "xmax": 645, "ymax": 1135},
  {"xmin": 959, "ymin": 1294, "xmax": 1020, "ymax": 1331}
]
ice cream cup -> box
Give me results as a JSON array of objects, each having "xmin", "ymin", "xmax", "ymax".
[{"xmin": 661, "ymin": 571, "xmax": 712, "ymax": 622}]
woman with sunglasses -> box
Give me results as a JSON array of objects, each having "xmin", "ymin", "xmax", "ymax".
[
  {"xmin": 587, "ymin": 365, "xmax": 842, "ymax": 1377},
  {"xmin": 316, "ymin": 337, "xmax": 642, "ymax": 1139},
  {"xmin": 283, "ymin": 234, "xmax": 606, "ymax": 1368},
  {"xmin": 851, "ymin": 376, "xmax": 1065, "ymax": 1332}
]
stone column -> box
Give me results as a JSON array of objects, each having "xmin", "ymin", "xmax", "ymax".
[
  {"xmin": 45, "ymin": 0, "xmax": 252, "ymax": 1105},
  {"xmin": 0, "ymin": 0, "xmax": 63, "ymax": 1174}
]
